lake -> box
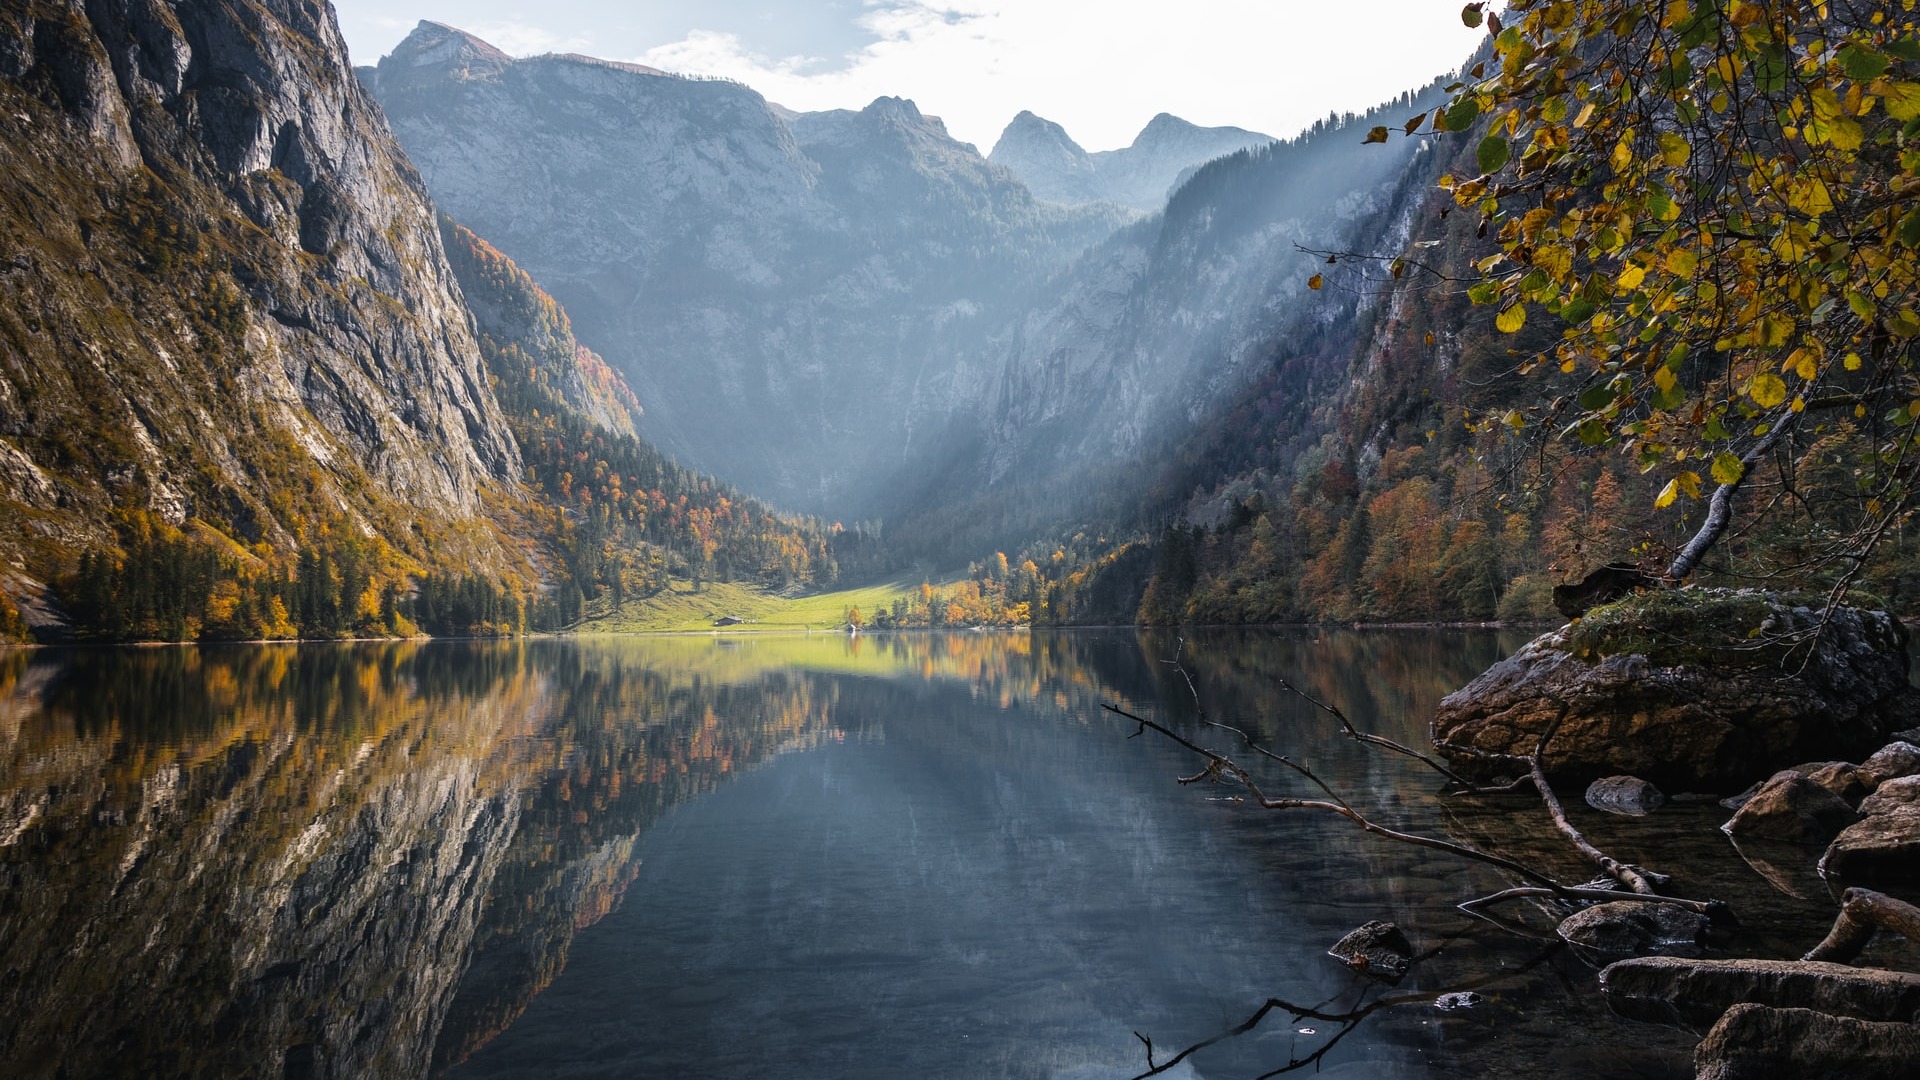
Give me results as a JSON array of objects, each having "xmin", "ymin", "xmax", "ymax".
[{"xmin": 0, "ymin": 629, "xmax": 1865, "ymax": 1077}]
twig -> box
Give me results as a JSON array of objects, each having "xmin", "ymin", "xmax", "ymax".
[
  {"xmin": 1103, "ymin": 704, "xmax": 1562, "ymax": 889},
  {"xmin": 1269, "ymin": 673, "xmax": 1480, "ymax": 787},
  {"xmin": 1128, "ymin": 942, "xmax": 1562, "ymax": 1079}
]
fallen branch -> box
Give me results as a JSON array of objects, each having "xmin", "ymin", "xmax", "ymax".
[
  {"xmin": 1526, "ymin": 710, "xmax": 1664, "ymax": 895},
  {"xmin": 1803, "ymin": 887, "xmax": 1920, "ymax": 964}
]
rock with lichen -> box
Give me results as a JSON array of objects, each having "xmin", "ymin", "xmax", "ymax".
[{"xmin": 1432, "ymin": 590, "xmax": 1916, "ymax": 790}]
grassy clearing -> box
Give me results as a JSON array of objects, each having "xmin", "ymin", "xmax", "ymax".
[{"xmin": 575, "ymin": 577, "xmax": 932, "ymax": 634}]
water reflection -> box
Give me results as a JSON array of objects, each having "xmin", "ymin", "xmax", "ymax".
[{"xmin": 0, "ymin": 630, "xmax": 1738, "ymax": 1078}]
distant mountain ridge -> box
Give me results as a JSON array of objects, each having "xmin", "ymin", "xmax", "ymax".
[
  {"xmin": 363, "ymin": 21, "xmax": 1131, "ymax": 516},
  {"xmin": 989, "ymin": 110, "xmax": 1273, "ymax": 211}
]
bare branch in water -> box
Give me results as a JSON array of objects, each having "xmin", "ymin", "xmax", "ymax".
[{"xmin": 1101, "ymin": 704, "xmax": 1560, "ymax": 889}]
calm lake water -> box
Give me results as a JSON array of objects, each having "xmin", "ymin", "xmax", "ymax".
[{"xmin": 0, "ymin": 629, "xmax": 1880, "ymax": 1078}]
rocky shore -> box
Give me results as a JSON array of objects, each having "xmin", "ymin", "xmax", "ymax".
[{"xmin": 1428, "ymin": 589, "xmax": 1920, "ymax": 1077}]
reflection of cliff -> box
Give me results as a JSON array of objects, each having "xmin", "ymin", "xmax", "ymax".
[
  {"xmin": 0, "ymin": 641, "xmax": 869, "ymax": 1077},
  {"xmin": 0, "ymin": 645, "xmax": 542, "ymax": 1079}
]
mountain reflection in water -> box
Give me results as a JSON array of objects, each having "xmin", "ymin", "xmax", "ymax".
[{"xmin": 0, "ymin": 631, "xmax": 1707, "ymax": 1078}]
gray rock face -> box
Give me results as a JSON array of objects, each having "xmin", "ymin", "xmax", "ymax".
[
  {"xmin": 364, "ymin": 23, "xmax": 1125, "ymax": 515},
  {"xmin": 1433, "ymin": 592, "xmax": 1916, "ymax": 789},
  {"xmin": 1585, "ymin": 775, "xmax": 1667, "ymax": 816},
  {"xmin": 988, "ymin": 109, "xmax": 1273, "ymax": 211},
  {"xmin": 0, "ymin": 1, "xmax": 519, "ymax": 585},
  {"xmin": 1860, "ymin": 775, "xmax": 1920, "ymax": 816},
  {"xmin": 1723, "ymin": 772, "xmax": 1862, "ymax": 844},
  {"xmin": 1695, "ymin": 1004, "xmax": 1920, "ymax": 1080},
  {"xmin": 1600, "ymin": 956, "xmax": 1920, "ymax": 1032},
  {"xmin": 1556, "ymin": 901, "xmax": 1708, "ymax": 957}
]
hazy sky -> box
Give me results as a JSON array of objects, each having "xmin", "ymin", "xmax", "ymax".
[{"xmin": 332, "ymin": 1, "xmax": 1485, "ymax": 152}]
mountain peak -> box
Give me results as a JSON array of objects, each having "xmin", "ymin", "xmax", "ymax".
[{"xmin": 385, "ymin": 21, "xmax": 513, "ymax": 77}]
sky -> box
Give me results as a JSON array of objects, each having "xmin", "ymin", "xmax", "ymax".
[{"xmin": 331, "ymin": 1, "xmax": 1486, "ymax": 152}]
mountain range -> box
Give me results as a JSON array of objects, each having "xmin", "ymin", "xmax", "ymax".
[{"xmin": 0, "ymin": 3, "xmax": 1503, "ymax": 635}]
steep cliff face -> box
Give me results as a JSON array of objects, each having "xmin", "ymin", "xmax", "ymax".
[
  {"xmin": 988, "ymin": 110, "xmax": 1273, "ymax": 211},
  {"xmin": 365, "ymin": 23, "xmax": 1127, "ymax": 515},
  {"xmin": 971, "ymin": 86, "xmax": 1450, "ymax": 496},
  {"xmin": 0, "ymin": 1, "xmax": 521, "ymax": 616}
]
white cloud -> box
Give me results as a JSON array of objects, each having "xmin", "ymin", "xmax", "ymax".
[{"xmin": 630, "ymin": 1, "xmax": 1484, "ymax": 152}]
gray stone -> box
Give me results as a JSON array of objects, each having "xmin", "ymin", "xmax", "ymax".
[
  {"xmin": 1695, "ymin": 1004, "xmax": 1920, "ymax": 1080},
  {"xmin": 1585, "ymin": 775, "xmax": 1667, "ymax": 816},
  {"xmin": 1556, "ymin": 901, "xmax": 1707, "ymax": 956},
  {"xmin": 1722, "ymin": 772, "xmax": 1861, "ymax": 844},
  {"xmin": 1327, "ymin": 921, "xmax": 1413, "ymax": 981},
  {"xmin": 1599, "ymin": 956, "xmax": 1920, "ymax": 1032},
  {"xmin": 1433, "ymin": 591, "xmax": 1916, "ymax": 789},
  {"xmin": 1861, "ymin": 742, "xmax": 1920, "ymax": 787}
]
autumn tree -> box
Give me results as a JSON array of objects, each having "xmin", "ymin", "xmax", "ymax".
[{"xmin": 1434, "ymin": 0, "xmax": 1920, "ymax": 594}]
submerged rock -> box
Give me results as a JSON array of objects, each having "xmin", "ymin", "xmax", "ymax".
[
  {"xmin": 1556, "ymin": 901, "xmax": 1707, "ymax": 958},
  {"xmin": 1433, "ymin": 590, "xmax": 1915, "ymax": 789},
  {"xmin": 1599, "ymin": 956, "xmax": 1920, "ymax": 1032},
  {"xmin": 1585, "ymin": 775, "xmax": 1666, "ymax": 816},
  {"xmin": 1722, "ymin": 772, "xmax": 1861, "ymax": 844},
  {"xmin": 1694, "ymin": 1003, "xmax": 1920, "ymax": 1080},
  {"xmin": 1327, "ymin": 921, "xmax": 1414, "ymax": 981}
]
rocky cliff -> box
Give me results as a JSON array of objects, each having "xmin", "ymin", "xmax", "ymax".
[
  {"xmin": 364, "ymin": 22, "xmax": 1128, "ymax": 515},
  {"xmin": 989, "ymin": 109, "xmax": 1274, "ymax": 211},
  {"xmin": 0, "ymin": 0, "xmax": 523, "ymax": 621}
]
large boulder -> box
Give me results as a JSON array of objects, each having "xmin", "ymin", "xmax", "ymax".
[
  {"xmin": 1599, "ymin": 956, "xmax": 1920, "ymax": 1031},
  {"xmin": 1433, "ymin": 590, "xmax": 1915, "ymax": 789},
  {"xmin": 1694, "ymin": 1004, "xmax": 1920, "ymax": 1079}
]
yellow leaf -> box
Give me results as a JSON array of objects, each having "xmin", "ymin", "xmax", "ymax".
[
  {"xmin": 1617, "ymin": 264, "xmax": 1648, "ymax": 290},
  {"xmin": 1655, "ymin": 478, "xmax": 1681, "ymax": 508},
  {"xmin": 1791, "ymin": 395, "xmax": 1806, "ymax": 413},
  {"xmin": 1881, "ymin": 81, "xmax": 1920, "ymax": 122},
  {"xmin": 1611, "ymin": 136, "xmax": 1634, "ymax": 172},
  {"xmin": 1791, "ymin": 348, "xmax": 1818, "ymax": 380},
  {"xmin": 1503, "ymin": 409, "xmax": 1526, "ymax": 431},
  {"xmin": 1788, "ymin": 178, "xmax": 1834, "ymax": 218},
  {"xmin": 1309, "ymin": 274, "xmax": 1324, "ymax": 290},
  {"xmin": 1496, "ymin": 305, "xmax": 1527, "ymax": 333},
  {"xmin": 1844, "ymin": 351, "xmax": 1863, "ymax": 371},
  {"xmin": 1658, "ymin": 131, "xmax": 1691, "ymax": 166},
  {"xmin": 1749, "ymin": 372, "xmax": 1788, "ymax": 407},
  {"xmin": 1574, "ymin": 102, "xmax": 1596, "ymax": 128},
  {"xmin": 1678, "ymin": 470, "xmax": 1702, "ymax": 500},
  {"xmin": 1665, "ymin": 248, "xmax": 1698, "ymax": 278},
  {"xmin": 1654, "ymin": 365, "xmax": 1678, "ymax": 392}
]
